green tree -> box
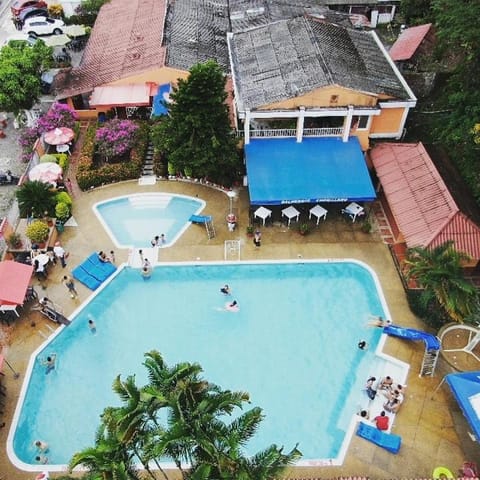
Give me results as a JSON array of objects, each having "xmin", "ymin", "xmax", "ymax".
[
  {"xmin": 429, "ymin": 0, "xmax": 480, "ymax": 201},
  {"xmin": 74, "ymin": 0, "xmax": 110, "ymax": 26},
  {"xmin": 404, "ymin": 241, "xmax": 479, "ymax": 323},
  {"xmin": 400, "ymin": 0, "xmax": 433, "ymax": 24},
  {"xmin": 71, "ymin": 350, "xmax": 301, "ymax": 480},
  {"xmin": 16, "ymin": 180, "xmax": 57, "ymax": 218},
  {"xmin": 151, "ymin": 60, "xmax": 240, "ymax": 186},
  {"xmin": 0, "ymin": 41, "xmax": 53, "ymax": 114}
]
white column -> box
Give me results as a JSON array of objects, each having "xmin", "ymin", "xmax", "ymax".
[
  {"xmin": 244, "ymin": 109, "xmax": 251, "ymax": 145},
  {"xmin": 296, "ymin": 107, "xmax": 305, "ymax": 143},
  {"xmin": 342, "ymin": 105, "xmax": 354, "ymax": 142}
]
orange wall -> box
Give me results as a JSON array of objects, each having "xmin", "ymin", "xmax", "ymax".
[
  {"xmin": 351, "ymin": 130, "xmax": 370, "ymax": 151},
  {"xmin": 107, "ymin": 67, "xmax": 188, "ymax": 87},
  {"xmin": 370, "ymin": 107, "xmax": 405, "ymax": 134},
  {"xmin": 260, "ymin": 85, "xmax": 378, "ymax": 110}
]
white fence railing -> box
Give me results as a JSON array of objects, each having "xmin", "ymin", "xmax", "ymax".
[{"xmin": 235, "ymin": 127, "xmax": 343, "ymax": 138}]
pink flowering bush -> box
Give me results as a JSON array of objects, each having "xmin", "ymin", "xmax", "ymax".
[
  {"xmin": 95, "ymin": 119, "xmax": 139, "ymax": 160},
  {"xmin": 18, "ymin": 103, "xmax": 79, "ymax": 162},
  {"xmin": 36, "ymin": 102, "xmax": 78, "ymax": 132}
]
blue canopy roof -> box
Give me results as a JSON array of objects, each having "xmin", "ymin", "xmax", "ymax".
[
  {"xmin": 245, "ymin": 137, "xmax": 376, "ymax": 205},
  {"xmin": 152, "ymin": 83, "xmax": 171, "ymax": 117},
  {"xmin": 445, "ymin": 371, "xmax": 480, "ymax": 442}
]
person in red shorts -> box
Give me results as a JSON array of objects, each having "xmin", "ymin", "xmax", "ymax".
[{"xmin": 374, "ymin": 410, "xmax": 389, "ymax": 430}]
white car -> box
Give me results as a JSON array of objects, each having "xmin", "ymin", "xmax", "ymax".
[{"xmin": 23, "ymin": 17, "xmax": 64, "ymax": 36}]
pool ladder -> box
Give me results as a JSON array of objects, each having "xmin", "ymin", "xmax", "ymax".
[
  {"xmin": 420, "ymin": 349, "xmax": 439, "ymax": 377},
  {"xmin": 205, "ymin": 218, "xmax": 216, "ymax": 239}
]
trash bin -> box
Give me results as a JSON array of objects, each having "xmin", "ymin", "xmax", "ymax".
[{"xmin": 55, "ymin": 220, "xmax": 64, "ymax": 233}]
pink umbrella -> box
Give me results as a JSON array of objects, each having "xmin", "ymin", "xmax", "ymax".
[
  {"xmin": 44, "ymin": 127, "xmax": 74, "ymax": 146},
  {"xmin": 29, "ymin": 162, "xmax": 63, "ymax": 184}
]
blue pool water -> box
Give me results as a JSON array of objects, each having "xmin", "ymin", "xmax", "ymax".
[
  {"xmin": 93, "ymin": 194, "xmax": 205, "ymax": 248},
  {"xmin": 11, "ymin": 261, "xmax": 388, "ymax": 468}
]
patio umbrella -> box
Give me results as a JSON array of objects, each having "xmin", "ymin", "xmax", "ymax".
[
  {"xmin": 39, "ymin": 154, "xmax": 57, "ymax": 163},
  {"xmin": 42, "ymin": 34, "xmax": 71, "ymax": 47},
  {"xmin": 44, "ymin": 127, "xmax": 74, "ymax": 146},
  {"xmin": 64, "ymin": 25, "xmax": 86, "ymax": 37},
  {"xmin": 29, "ymin": 162, "xmax": 62, "ymax": 184}
]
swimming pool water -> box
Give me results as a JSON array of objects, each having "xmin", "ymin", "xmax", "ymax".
[
  {"xmin": 93, "ymin": 193, "xmax": 205, "ymax": 248},
  {"xmin": 11, "ymin": 261, "xmax": 389, "ymax": 469}
]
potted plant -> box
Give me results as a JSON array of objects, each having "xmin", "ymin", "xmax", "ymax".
[
  {"xmin": 299, "ymin": 223, "xmax": 310, "ymax": 235},
  {"xmin": 26, "ymin": 220, "xmax": 50, "ymax": 246},
  {"xmin": 6, "ymin": 232, "xmax": 22, "ymax": 249},
  {"xmin": 246, "ymin": 225, "xmax": 254, "ymax": 237},
  {"xmin": 361, "ymin": 220, "xmax": 372, "ymax": 234}
]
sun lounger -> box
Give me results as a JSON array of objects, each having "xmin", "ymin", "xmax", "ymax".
[
  {"xmin": 86, "ymin": 253, "xmax": 117, "ymax": 276},
  {"xmin": 72, "ymin": 265, "xmax": 102, "ymax": 291},
  {"xmin": 356, "ymin": 422, "xmax": 401, "ymax": 454}
]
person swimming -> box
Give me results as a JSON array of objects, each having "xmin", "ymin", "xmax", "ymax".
[
  {"xmin": 220, "ymin": 284, "xmax": 230, "ymax": 295},
  {"xmin": 367, "ymin": 315, "xmax": 392, "ymax": 328},
  {"xmin": 225, "ymin": 300, "xmax": 239, "ymax": 312}
]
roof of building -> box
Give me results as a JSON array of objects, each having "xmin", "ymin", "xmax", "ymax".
[
  {"xmin": 164, "ymin": 0, "xmax": 230, "ymax": 72},
  {"xmin": 229, "ymin": 16, "xmax": 411, "ymax": 111},
  {"xmin": 389, "ymin": 23, "xmax": 432, "ymax": 61},
  {"xmin": 54, "ymin": 0, "xmax": 167, "ymax": 98},
  {"xmin": 370, "ymin": 142, "xmax": 480, "ymax": 260}
]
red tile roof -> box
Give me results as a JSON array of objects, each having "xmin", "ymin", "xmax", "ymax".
[
  {"xmin": 371, "ymin": 142, "xmax": 480, "ymax": 260},
  {"xmin": 389, "ymin": 24, "xmax": 432, "ymax": 61},
  {"xmin": 56, "ymin": 0, "xmax": 167, "ymax": 99}
]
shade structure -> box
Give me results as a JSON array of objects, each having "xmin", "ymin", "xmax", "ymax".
[
  {"xmin": 42, "ymin": 34, "xmax": 71, "ymax": 47},
  {"xmin": 29, "ymin": 162, "xmax": 62, "ymax": 184},
  {"xmin": 445, "ymin": 371, "xmax": 480, "ymax": 442},
  {"xmin": 63, "ymin": 24, "xmax": 86, "ymax": 37},
  {"xmin": 152, "ymin": 83, "xmax": 171, "ymax": 116},
  {"xmin": 0, "ymin": 261, "xmax": 33, "ymax": 307},
  {"xmin": 89, "ymin": 84, "xmax": 150, "ymax": 108},
  {"xmin": 245, "ymin": 137, "xmax": 376, "ymax": 205},
  {"xmin": 44, "ymin": 127, "xmax": 74, "ymax": 146}
]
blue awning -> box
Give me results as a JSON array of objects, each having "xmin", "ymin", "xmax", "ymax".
[
  {"xmin": 245, "ymin": 137, "xmax": 376, "ymax": 205},
  {"xmin": 445, "ymin": 371, "xmax": 480, "ymax": 442},
  {"xmin": 152, "ymin": 83, "xmax": 171, "ymax": 116}
]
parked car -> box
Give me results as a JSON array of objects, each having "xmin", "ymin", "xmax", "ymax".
[
  {"xmin": 11, "ymin": 0, "xmax": 47, "ymax": 18},
  {"xmin": 23, "ymin": 17, "xmax": 65, "ymax": 36},
  {"xmin": 18, "ymin": 6, "xmax": 48, "ymax": 23},
  {"xmin": 2, "ymin": 33, "xmax": 37, "ymax": 46}
]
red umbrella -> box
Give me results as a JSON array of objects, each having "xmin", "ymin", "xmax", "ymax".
[{"xmin": 44, "ymin": 127, "xmax": 74, "ymax": 146}]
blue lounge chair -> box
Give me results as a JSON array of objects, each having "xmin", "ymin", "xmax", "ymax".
[
  {"xmin": 72, "ymin": 266, "xmax": 102, "ymax": 291},
  {"xmin": 87, "ymin": 253, "xmax": 116, "ymax": 275},
  {"xmin": 356, "ymin": 422, "xmax": 401, "ymax": 454},
  {"xmin": 189, "ymin": 214, "xmax": 212, "ymax": 224}
]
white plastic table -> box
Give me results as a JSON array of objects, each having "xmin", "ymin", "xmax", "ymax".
[
  {"xmin": 281, "ymin": 205, "xmax": 300, "ymax": 226},
  {"xmin": 309, "ymin": 204, "xmax": 328, "ymax": 225},
  {"xmin": 343, "ymin": 202, "xmax": 365, "ymax": 222},
  {"xmin": 56, "ymin": 144, "xmax": 71, "ymax": 154},
  {"xmin": 254, "ymin": 206, "xmax": 272, "ymax": 226}
]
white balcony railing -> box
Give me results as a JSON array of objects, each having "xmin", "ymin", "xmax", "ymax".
[{"xmin": 235, "ymin": 127, "xmax": 344, "ymax": 138}]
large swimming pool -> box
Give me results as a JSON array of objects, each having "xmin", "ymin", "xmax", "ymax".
[
  {"xmin": 93, "ymin": 193, "xmax": 205, "ymax": 248},
  {"xmin": 9, "ymin": 260, "xmax": 402, "ymax": 471}
]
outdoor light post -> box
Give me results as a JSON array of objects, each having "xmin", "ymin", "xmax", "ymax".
[{"xmin": 227, "ymin": 190, "xmax": 236, "ymax": 214}]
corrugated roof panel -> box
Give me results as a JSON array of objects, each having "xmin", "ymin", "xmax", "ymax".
[
  {"xmin": 389, "ymin": 24, "xmax": 432, "ymax": 61},
  {"xmin": 371, "ymin": 142, "xmax": 480, "ymax": 260}
]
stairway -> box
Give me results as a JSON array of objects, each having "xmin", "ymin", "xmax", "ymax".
[{"xmin": 139, "ymin": 141, "xmax": 156, "ymax": 185}]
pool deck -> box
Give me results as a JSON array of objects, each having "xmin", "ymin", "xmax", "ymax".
[{"xmin": 0, "ymin": 179, "xmax": 478, "ymax": 479}]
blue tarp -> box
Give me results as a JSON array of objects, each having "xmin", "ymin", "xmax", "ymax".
[
  {"xmin": 445, "ymin": 371, "xmax": 480, "ymax": 442},
  {"xmin": 152, "ymin": 83, "xmax": 171, "ymax": 116},
  {"xmin": 245, "ymin": 137, "xmax": 376, "ymax": 205}
]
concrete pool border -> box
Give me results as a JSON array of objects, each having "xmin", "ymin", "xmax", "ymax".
[
  {"xmin": 7, "ymin": 258, "xmax": 409, "ymax": 472},
  {"xmin": 92, "ymin": 192, "xmax": 207, "ymax": 249}
]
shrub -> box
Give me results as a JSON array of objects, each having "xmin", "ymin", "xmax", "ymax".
[
  {"xmin": 95, "ymin": 119, "xmax": 139, "ymax": 160},
  {"xmin": 36, "ymin": 102, "xmax": 78, "ymax": 133},
  {"xmin": 18, "ymin": 127, "xmax": 41, "ymax": 163},
  {"xmin": 26, "ymin": 220, "xmax": 49, "ymax": 243},
  {"xmin": 55, "ymin": 191, "xmax": 72, "ymax": 208},
  {"xmin": 16, "ymin": 180, "xmax": 57, "ymax": 217},
  {"xmin": 55, "ymin": 202, "xmax": 70, "ymax": 222},
  {"xmin": 7, "ymin": 232, "xmax": 22, "ymax": 249},
  {"xmin": 48, "ymin": 3, "xmax": 64, "ymax": 18}
]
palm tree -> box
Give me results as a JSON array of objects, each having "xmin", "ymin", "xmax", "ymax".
[
  {"xmin": 16, "ymin": 180, "xmax": 56, "ymax": 217},
  {"xmin": 69, "ymin": 421, "xmax": 139, "ymax": 480},
  {"xmin": 404, "ymin": 241, "xmax": 479, "ymax": 322}
]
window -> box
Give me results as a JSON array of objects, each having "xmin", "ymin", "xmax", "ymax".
[{"xmin": 353, "ymin": 115, "xmax": 369, "ymax": 129}]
